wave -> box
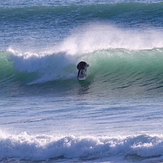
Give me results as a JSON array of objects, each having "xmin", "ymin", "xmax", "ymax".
[
  {"xmin": 2, "ymin": 47, "xmax": 163, "ymax": 97},
  {"xmin": 7, "ymin": 24, "xmax": 163, "ymax": 82},
  {"xmin": 0, "ymin": 0, "xmax": 163, "ymax": 8},
  {"xmin": 0, "ymin": 131, "xmax": 163, "ymax": 162},
  {"xmin": 1, "ymin": 2, "xmax": 163, "ymax": 27},
  {"xmin": 1, "ymin": 23, "xmax": 163, "ymax": 97}
]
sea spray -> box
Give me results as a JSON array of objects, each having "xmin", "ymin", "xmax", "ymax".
[{"xmin": 58, "ymin": 23, "xmax": 163, "ymax": 55}]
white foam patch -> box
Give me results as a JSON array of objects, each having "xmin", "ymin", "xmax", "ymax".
[
  {"xmin": 8, "ymin": 48, "xmax": 79, "ymax": 83},
  {"xmin": 0, "ymin": 131, "xmax": 163, "ymax": 162}
]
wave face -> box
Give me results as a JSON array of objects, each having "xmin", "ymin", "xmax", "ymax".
[{"xmin": 1, "ymin": 48, "xmax": 163, "ymax": 98}]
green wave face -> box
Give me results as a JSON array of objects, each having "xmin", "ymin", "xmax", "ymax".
[{"xmin": 1, "ymin": 48, "xmax": 163, "ymax": 98}]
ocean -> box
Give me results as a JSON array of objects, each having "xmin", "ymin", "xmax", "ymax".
[{"xmin": 1, "ymin": 0, "xmax": 163, "ymax": 162}]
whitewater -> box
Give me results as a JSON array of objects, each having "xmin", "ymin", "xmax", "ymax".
[{"xmin": 1, "ymin": 0, "xmax": 163, "ymax": 163}]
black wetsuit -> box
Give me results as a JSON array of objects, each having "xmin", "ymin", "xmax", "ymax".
[
  {"xmin": 77, "ymin": 61, "xmax": 88, "ymax": 70},
  {"xmin": 77, "ymin": 61, "xmax": 89, "ymax": 78}
]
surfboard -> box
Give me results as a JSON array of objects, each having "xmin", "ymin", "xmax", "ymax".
[{"xmin": 77, "ymin": 68, "xmax": 87, "ymax": 80}]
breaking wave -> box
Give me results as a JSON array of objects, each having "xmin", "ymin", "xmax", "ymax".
[
  {"xmin": 1, "ymin": 24, "xmax": 163, "ymax": 97},
  {"xmin": 1, "ymin": 131, "xmax": 163, "ymax": 162}
]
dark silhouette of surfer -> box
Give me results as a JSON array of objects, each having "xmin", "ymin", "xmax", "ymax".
[{"xmin": 77, "ymin": 61, "xmax": 89, "ymax": 79}]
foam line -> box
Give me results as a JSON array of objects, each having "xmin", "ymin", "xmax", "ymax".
[{"xmin": 0, "ymin": 132, "xmax": 163, "ymax": 162}]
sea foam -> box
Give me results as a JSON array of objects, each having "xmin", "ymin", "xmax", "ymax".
[{"xmin": 0, "ymin": 131, "xmax": 163, "ymax": 162}]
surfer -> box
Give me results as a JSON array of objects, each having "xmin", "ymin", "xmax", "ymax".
[
  {"xmin": 77, "ymin": 61, "xmax": 89, "ymax": 70},
  {"xmin": 77, "ymin": 61, "xmax": 89, "ymax": 79}
]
